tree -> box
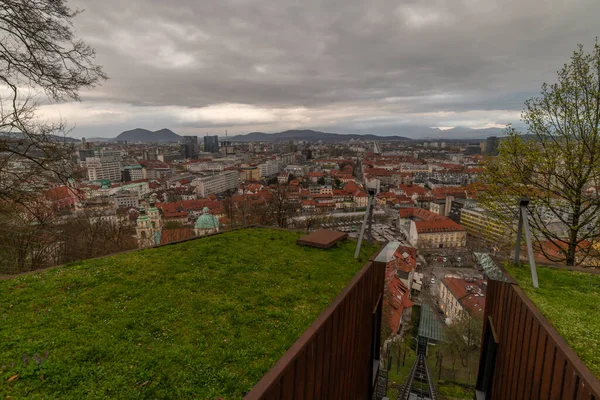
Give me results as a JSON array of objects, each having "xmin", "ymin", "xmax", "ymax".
[
  {"xmin": 441, "ymin": 313, "xmax": 483, "ymax": 384},
  {"xmin": 482, "ymin": 42, "xmax": 600, "ymax": 265},
  {"xmin": 269, "ymin": 183, "xmax": 294, "ymax": 228},
  {"xmin": 222, "ymin": 194, "xmax": 238, "ymax": 227},
  {"xmin": 0, "ymin": 0, "xmax": 106, "ymax": 206},
  {"xmin": 317, "ymin": 177, "xmax": 326, "ymax": 185}
]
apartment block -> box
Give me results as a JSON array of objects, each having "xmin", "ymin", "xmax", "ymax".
[
  {"xmin": 192, "ymin": 171, "xmax": 239, "ymax": 197},
  {"xmin": 84, "ymin": 157, "xmax": 121, "ymax": 182},
  {"xmin": 259, "ymin": 160, "xmax": 281, "ymax": 177},
  {"xmin": 460, "ymin": 207, "xmax": 511, "ymax": 244}
]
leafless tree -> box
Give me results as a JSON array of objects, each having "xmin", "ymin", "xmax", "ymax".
[
  {"xmin": 0, "ymin": 0, "xmax": 106, "ymax": 206},
  {"xmin": 269, "ymin": 183, "xmax": 295, "ymax": 228}
]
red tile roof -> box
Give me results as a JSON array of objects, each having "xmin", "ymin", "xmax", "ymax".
[
  {"xmin": 160, "ymin": 228, "xmax": 195, "ymax": 244},
  {"xmin": 399, "ymin": 207, "xmax": 445, "ymax": 221},
  {"xmin": 442, "ymin": 277, "xmax": 486, "ymax": 316},
  {"xmin": 415, "ymin": 219, "xmax": 465, "ymax": 233}
]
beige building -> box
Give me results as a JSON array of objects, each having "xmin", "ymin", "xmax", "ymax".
[
  {"xmin": 240, "ymin": 167, "xmax": 261, "ymax": 181},
  {"xmin": 439, "ymin": 277, "xmax": 486, "ymax": 323},
  {"xmin": 460, "ymin": 207, "xmax": 511, "ymax": 244},
  {"xmin": 400, "ymin": 207, "xmax": 467, "ymax": 249},
  {"xmin": 353, "ymin": 191, "xmax": 368, "ymax": 208}
]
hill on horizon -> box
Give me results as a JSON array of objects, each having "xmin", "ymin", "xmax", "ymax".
[
  {"xmin": 227, "ymin": 129, "xmax": 413, "ymax": 142},
  {"xmin": 226, "ymin": 127, "xmax": 505, "ymax": 142},
  {"xmin": 83, "ymin": 126, "xmax": 507, "ymax": 142},
  {"xmin": 114, "ymin": 128, "xmax": 181, "ymax": 142}
]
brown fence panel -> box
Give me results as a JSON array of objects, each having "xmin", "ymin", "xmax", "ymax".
[
  {"xmin": 245, "ymin": 259, "xmax": 386, "ymax": 400},
  {"xmin": 480, "ymin": 280, "xmax": 600, "ymax": 400}
]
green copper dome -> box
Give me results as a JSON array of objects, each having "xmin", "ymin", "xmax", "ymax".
[{"xmin": 195, "ymin": 207, "xmax": 219, "ymax": 230}]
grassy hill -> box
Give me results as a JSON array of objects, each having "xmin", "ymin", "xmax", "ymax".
[{"xmin": 0, "ymin": 228, "xmax": 377, "ymax": 399}]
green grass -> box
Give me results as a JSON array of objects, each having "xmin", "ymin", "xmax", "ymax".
[
  {"xmin": 0, "ymin": 228, "xmax": 377, "ymax": 399},
  {"xmin": 386, "ymin": 341, "xmax": 417, "ymax": 397},
  {"xmin": 506, "ymin": 264, "xmax": 600, "ymax": 379},
  {"xmin": 437, "ymin": 381, "xmax": 475, "ymax": 399}
]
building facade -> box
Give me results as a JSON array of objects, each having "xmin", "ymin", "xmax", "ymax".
[
  {"xmin": 203, "ymin": 135, "xmax": 219, "ymax": 153},
  {"xmin": 259, "ymin": 160, "xmax": 281, "ymax": 177},
  {"xmin": 84, "ymin": 157, "xmax": 122, "ymax": 182},
  {"xmin": 114, "ymin": 191, "xmax": 140, "ymax": 209},
  {"xmin": 192, "ymin": 171, "xmax": 239, "ymax": 197},
  {"xmin": 439, "ymin": 277, "xmax": 486, "ymax": 323},
  {"xmin": 460, "ymin": 207, "xmax": 510, "ymax": 244},
  {"xmin": 181, "ymin": 136, "xmax": 199, "ymax": 159}
]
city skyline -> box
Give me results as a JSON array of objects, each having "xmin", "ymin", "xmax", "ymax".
[{"xmin": 34, "ymin": 0, "xmax": 600, "ymax": 138}]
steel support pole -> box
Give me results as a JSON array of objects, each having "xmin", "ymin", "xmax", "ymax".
[
  {"xmin": 355, "ymin": 195, "xmax": 374, "ymax": 259},
  {"xmin": 521, "ymin": 206, "xmax": 539, "ymax": 288}
]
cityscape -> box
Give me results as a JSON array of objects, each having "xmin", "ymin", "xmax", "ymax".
[{"xmin": 0, "ymin": 0, "xmax": 599, "ymax": 400}]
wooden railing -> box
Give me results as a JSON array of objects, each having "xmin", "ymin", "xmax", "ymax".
[
  {"xmin": 477, "ymin": 279, "xmax": 600, "ymax": 399},
  {"xmin": 244, "ymin": 258, "xmax": 386, "ymax": 399}
]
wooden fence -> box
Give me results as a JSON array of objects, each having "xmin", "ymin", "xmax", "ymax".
[
  {"xmin": 244, "ymin": 259, "xmax": 386, "ymax": 399},
  {"xmin": 477, "ymin": 279, "xmax": 600, "ymax": 399}
]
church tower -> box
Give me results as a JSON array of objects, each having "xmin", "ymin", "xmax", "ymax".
[
  {"xmin": 136, "ymin": 202, "xmax": 162, "ymax": 248},
  {"xmin": 136, "ymin": 206, "xmax": 153, "ymax": 248}
]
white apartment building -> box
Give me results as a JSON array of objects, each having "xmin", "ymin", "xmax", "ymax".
[
  {"xmin": 284, "ymin": 164, "xmax": 304, "ymax": 176},
  {"xmin": 187, "ymin": 163, "xmax": 224, "ymax": 173},
  {"xmin": 191, "ymin": 171, "xmax": 239, "ymax": 197},
  {"xmin": 259, "ymin": 160, "xmax": 281, "ymax": 177},
  {"xmin": 113, "ymin": 191, "xmax": 139, "ymax": 209},
  {"xmin": 109, "ymin": 182, "xmax": 150, "ymax": 199},
  {"xmin": 277, "ymin": 153, "xmax": 294, "ymax": 166},
  {"xmin": 400, "ymin": 163, "xmax": 431, "ymax": 173},
  {"xmin": 84, "ymin": 157, "xmax": 121, "ymax": 182}
]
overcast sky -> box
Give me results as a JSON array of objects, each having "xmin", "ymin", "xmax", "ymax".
[{"xmin": 39, "ymin": 0, "xmax": 600, "ymax": 138}]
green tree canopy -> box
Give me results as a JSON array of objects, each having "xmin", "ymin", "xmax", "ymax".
[{"xmin": 482, "ymin": 41, "xmax": 600, "ymax": 266}]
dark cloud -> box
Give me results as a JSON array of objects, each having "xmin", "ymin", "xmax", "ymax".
[{"xmin": 52, "ymin": 0, "xmax": 600, "ymax": 137}]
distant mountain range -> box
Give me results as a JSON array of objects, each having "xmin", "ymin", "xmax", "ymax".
[
  {"xmin": 0, "ymin": 131, "xmax": 81, "ymax": 143},
  {"xmin": 227, "ymin": 129, "xmax": 412, "ymax": 142},
  {"xmin": 227, "ymin": 127, "xmax": 505, "ymax": 142},
  {"xmin": 83, "ymin": 126, "xmax": 507, "ymax": 143}
]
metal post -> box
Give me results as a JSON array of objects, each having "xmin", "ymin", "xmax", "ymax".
[
  {"xmin": 514, "ymin": 197, "xmax": 539, "ymax": 288},
  {"xmin": 354, "ymin": 194, "xmax": 374, "ymax": 259},
  {"xmin": 521, "ymin": 205, "xmax": 539, "ymax": 288},
  {"xmin": 514, "ymin": 206, "xmax": 524, "ymax": 265},
  {"xmin": 367, "ymin": 199, "xmax": 374, "ymax": 242}
]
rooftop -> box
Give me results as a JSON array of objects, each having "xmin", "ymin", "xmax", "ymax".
[
  {"xmin": 0, "ymin": 228, "xmax": 377, "ymax": 398},
  {"xmin": 506, "ymin": 264, "xmax": 600, "ymax": 378}
]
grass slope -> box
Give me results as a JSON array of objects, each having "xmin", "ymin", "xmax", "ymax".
[
  {"xmin": 0, "ymin": 228, "xmax": 377, "ymax": 399},
  {"xmin": 506, "ymin": 265, "xmax": 600, "ymax": 378}
]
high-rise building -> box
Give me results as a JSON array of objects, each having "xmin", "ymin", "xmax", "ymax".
[
  {"xmin": 484, "ymin": 136, "xmax": 499, "ymax": 155},
  {"xmin": 204, "ymin": 135, "xmax": 219, "ymax": 153},
  {"xmin": 181, "ymin": 136, "xmax": 199, "ymax": 159},
  {"xmin": 83, "ymin": 156, "xmax": 121, "ymax": 182}
]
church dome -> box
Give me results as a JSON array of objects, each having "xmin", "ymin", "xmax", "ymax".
[{"xmin": 195, "ymin": 207, "xmax": 219, "ymax": 230}]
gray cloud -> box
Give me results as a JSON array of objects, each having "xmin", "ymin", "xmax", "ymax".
[{"xmin": 50, "ymin": 0, "xmax": 600, "ymax": 137}]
